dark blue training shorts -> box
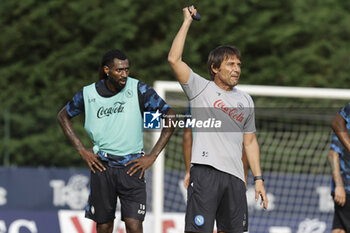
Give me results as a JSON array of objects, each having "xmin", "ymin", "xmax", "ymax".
[
  {"xmin": 85, "ymin": 161, "xmax": 146, "ymax": 224},
  {"xmin": 185, "ymin": 164, "xmax": 248, "ymax": 233}
]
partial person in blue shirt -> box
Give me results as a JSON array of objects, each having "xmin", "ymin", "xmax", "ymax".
[
  {"xmin": 57, "ymin": 49, "xmax": 175, "ymax": 233},
  {"xmin": 328, "ymin": 102, "xmax": 350, "ymax": 233}
]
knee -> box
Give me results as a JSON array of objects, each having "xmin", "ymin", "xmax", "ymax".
[
  {"xmin": 124, "ymin": 218, "xmax": 143, "ymax": 233},
  {"xmin": 97, "ymin": 222, "xmax": 114, "ymax": 233},
  {"xmin": 332, "ymin": 230, "xmax": 346, "ymax": 233}
]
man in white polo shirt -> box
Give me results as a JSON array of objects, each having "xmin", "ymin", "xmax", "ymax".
[{"xmin": 168, "ymin": 6, "xmax": 268, "ymax": 233}]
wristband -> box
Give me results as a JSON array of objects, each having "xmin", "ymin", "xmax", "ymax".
[{"xmin": 254, "ymin": 176, "xmax": 264, "ymax": 182}]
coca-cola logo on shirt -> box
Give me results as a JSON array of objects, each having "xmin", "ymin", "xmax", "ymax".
[
  {"xmin": 97, "ymin": 101, "xmax": 125, "ymax": 118},
  {"xmin": 213, "ymin": 99, "xmax": 244, "ymax": 122}
]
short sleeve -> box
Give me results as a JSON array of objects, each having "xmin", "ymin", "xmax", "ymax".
[
  {"xmin": 138, "ymin": 82, "xmax": 170, "ymax": 117},
  {"xmin": 340, "ymin": 102, "xmax": 350, "ymax": 123},
  {"xmin": 243, "ymin": 94, "xmax": 256, "ymax": 133},
  {"xmin": 330, "ymin": 133, "xmax": 343, "ymax": 154},
  {"xmin": 180, "ymin": 69, "xmax": 210, "ymax": 100},
  {"xmin": 66, "ymin": 89, "xmax": 84, "ymax": 117}
]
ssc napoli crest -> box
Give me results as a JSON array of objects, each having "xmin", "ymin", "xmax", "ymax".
[
  {"xmin": 194, "ymin": 215, "xmax": 205, "ymax": 226},
  {"xmin": 125, "ymin": 89, "xmax": 133, "ymax": 98}
]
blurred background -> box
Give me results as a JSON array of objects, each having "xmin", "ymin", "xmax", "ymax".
[
  {"xmin": 1, "ymin": 0, "xmax": 350, "ymax": 166},
  {"xmin": 1, "ymin": 0, "xmax": 350, "ymax": 232}
]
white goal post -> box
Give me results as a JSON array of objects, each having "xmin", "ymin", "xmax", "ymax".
[{"xmin": 151, "ymin": 81, "xmax": 350, "ymax": 233}]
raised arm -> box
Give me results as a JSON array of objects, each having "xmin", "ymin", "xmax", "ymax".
[
  {"xmin": 243, "ymin": 133, "xmax": 268, "ymax": 209},
  {"xmin": 332, "ymin": 113, "xmax": 350, "ymax": 153},
  {"xmin": 57, "ymin": 107, "xmax": 105, "ymax": 172},
  {"xmin": 168, "ymin": 6, "xmax": 197, "ymax": 84}
]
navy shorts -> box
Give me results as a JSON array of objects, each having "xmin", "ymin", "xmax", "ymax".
[
  {"xmin": 185, "ymin": 164, "xmax": 248, "ymax": 233},
  {"xmin": 85, "ymin": 161, "xmax": 146, "ymax": 224},
  {"xmin": 332, "ymin": 194, "xmax": 350, "ymax": 231}
]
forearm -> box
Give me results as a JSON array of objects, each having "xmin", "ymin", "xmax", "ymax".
[
  {"xmin": 149, "ymin": 109, "xmax": 176, "ymax": 158},
  {"xmin": 244, "ymin": 134, "xmax": 268, "ymax": 209},
  {"xmin": 168, "ymin": 21, "xmax": 191, "ymax": 64},
  {"xmin": 242, "ymin": 150, "xmax": 249, "ymax": 185},
  {"xmin": 168, "ymin": 8, "xmax": 195, "ymax": 84},
  {"xmin": 332, "ymin": 113, "xmax": 350, "ymax": 153},
  {"xmin": 183, "ymin": 128, "xmax": 192, "ymax": 173},
  {"xmin": 244, "ymin": 134, "xmax": 262, "ymax": 177},
  {"xmin": 328, "ymin": 150, "xmax": 344, "ymax": 187},
  {"xmin": 333, "ymin": 171, "xmax": 344, "ymax": 187},
  {"xmin": 57, "ymin": 107, "xmax": 85, "ymax": 153},
  {"xmin": 245, "ymin": 146, "xmax": 262, "ymax": 177}
]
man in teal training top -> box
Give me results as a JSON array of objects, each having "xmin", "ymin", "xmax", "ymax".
[{"xmin": 57, "ymin": 49, "xmax": 175, "ymax": 233}]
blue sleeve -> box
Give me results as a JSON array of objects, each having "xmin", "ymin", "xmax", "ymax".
[
  {"xmin": 66, "ymin": 89, "xmax": 84, "ymax": 118},
  {"xmin": 330, "ymin": 133, "xmax": 344, "ymax": 155},
  {"xmin": 138, "ymin": 82, "xmax": 170, "ymax": 117},
  {"xmin": 340, "ymin": 103, "xmax": 350, "ymax": 123}
]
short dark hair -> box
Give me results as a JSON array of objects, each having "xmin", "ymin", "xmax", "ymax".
[
  {"xmin": 99, "ymin": 49, "xmax": 128, "ymax": 80},
  {"xmin": 207, "ymin": 45, "xmax": 241, "ymax": 80}
]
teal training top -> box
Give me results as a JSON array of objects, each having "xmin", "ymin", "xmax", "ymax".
[{"xmin": 83, "ymin": 77, "xmax": 143, "ymax": 156}]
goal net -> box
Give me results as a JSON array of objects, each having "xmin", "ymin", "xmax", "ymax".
[{"xmin": 144, "ymin": 81, "xmax": 350, "ymax": 233}]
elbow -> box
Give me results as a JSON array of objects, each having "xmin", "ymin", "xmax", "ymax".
[
  {"xmin": 167, "ymin": 54, "xmax": 179, "ymax": 67},
  {"xmin": 57, "ymin": 110, "xmax": 63, "ymax": 123},
  {"xmin": 331, "ymin": 117, "xmax": 337, "ymax": 132},
  {"xmin": 331, "ymin": 113, "xmax": 344, "ymax": 133},
  {"xmin": 165, "ymin": 108, "xmax": 177, "ymax": 132},
  {"xmin": 328, "ymin": 150, "xmax": 337, "ymax": 162},
  {"xmin": 168, "ymin": 55, "xmax": 175, "ymax": 66},
  {"xmin": 328, "ymin": 151, "xmax": 333, "ymax": 162},
  {"xmin": 169, "ymin": 116, "xmax": 177, "ymax": 132},
  {"xmin": 183, "ymin": 131, "xmax": 191, "ymax": 142},
  {"xmin": 57, "ymin": 107, "xmax": 68, "ymax": 124}
]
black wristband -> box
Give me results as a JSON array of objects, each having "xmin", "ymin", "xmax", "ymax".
[{"xmin": 254, "ymin": 176, "xmax": 264, "ymax": 182}]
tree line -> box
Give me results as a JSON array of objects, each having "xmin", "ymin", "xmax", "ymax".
[{"xmin": 0, "ymin": 0, "xmax": 349, "ymax": 167}]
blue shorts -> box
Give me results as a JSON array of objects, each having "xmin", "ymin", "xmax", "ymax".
[
  {"xmin": 85, "ymin": 160, "xmax": 146, "ymax": 224},
  {"xmin": 332, "ymin": 193, "xmax": 350, "ymax": 231}
]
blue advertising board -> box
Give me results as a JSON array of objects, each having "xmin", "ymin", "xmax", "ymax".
[{"xmin": 0, "ymin": 166, "xmax": 335, "ymax": 233}]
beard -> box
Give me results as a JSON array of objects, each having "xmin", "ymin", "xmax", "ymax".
[{"xmin": 109, "ymin": 77, "xmax": 126, "ymax": 92}]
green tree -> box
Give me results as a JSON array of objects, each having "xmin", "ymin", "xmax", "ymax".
[{"xmin": 1, "ymin": 0, "xmax": 349, "ymax": 167}]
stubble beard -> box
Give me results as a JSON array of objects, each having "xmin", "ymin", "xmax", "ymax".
[{"xmin": 108, "ymin": 77, "xmax": 126, "ymax": 92}]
